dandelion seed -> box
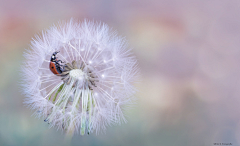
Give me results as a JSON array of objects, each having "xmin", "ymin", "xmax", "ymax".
[{"xmin": 20, "ymin": 19, "xmax": 139, "ymax": 135}]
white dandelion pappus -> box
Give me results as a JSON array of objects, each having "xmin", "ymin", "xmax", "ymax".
[{"xmin": 21, "ymin": 19, "xmax": 139, "ymax": 135}]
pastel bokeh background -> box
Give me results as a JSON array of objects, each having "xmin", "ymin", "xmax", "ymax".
[{"xmin": 0, "ymin": 0, "xmax": 239, "ymax": 145}]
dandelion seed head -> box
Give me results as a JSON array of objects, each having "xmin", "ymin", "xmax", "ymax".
[
  {"xmin": 69, "ymin": 69, "xmax": 84, "ymax": 79},
  {"xmin": 21, "ymin": 19, "xmax": 139, "ymax": 135}
]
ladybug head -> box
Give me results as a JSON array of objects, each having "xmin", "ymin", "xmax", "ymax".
[{"xmin": 50, "ymin": 51, "xmax": 60, "ymax": 62}]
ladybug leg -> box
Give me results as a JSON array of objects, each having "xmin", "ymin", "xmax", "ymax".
[
  {"xmin": 60, "ymin": 65, "xmax": 65, "ymax": 72},
  {"xmin": 56, "ymin": 60, "xmax": 65, "ymax": 64}
]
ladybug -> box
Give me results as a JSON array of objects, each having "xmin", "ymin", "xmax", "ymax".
[{"xmin": 49, "ymin": 51, "xmax": 64, "ymax": 75}]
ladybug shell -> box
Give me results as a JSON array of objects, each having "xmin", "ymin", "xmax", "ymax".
[{"xmin": 49, "ymin": 62, "xmax": 60, "ymax": 75}]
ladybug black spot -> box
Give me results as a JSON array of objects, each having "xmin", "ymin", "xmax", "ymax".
[{"xmin": 52, "ymin": 67, "xmax": 54, "ymax": 69}]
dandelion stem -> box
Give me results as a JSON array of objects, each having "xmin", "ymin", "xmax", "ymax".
[
  {"xmin": 52, "ymin": 84, "xmax": 64, "ymax": 102},
  {"xmin": 42, "ymin": 81, "xmax": 63, "ymax": 96}
]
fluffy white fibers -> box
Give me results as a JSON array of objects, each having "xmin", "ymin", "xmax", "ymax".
[{"xmin": 20, "ymin": 19, "xmax": 139, "ymax": 135}]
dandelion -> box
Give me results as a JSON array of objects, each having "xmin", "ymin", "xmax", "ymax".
[{"xmin": 21, "ymin": 19, "xmax": 139, "ymax": 135}]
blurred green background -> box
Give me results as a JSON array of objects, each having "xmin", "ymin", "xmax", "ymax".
[{"xmin": 0, "ymin": 0, "xmax": 240, "ymax": 146}]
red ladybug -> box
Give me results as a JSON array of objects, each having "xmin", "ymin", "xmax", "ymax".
[{"xmin": 49, "ymin": 51, "xmax": 64, "ymax": 75}]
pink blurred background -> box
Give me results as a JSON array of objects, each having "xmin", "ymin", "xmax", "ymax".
[{"xmin": 0, "ymin": 0, "xmax": 239, "ymax": 145}]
